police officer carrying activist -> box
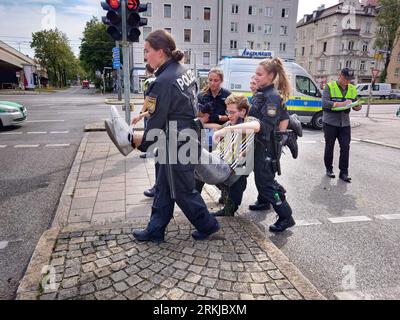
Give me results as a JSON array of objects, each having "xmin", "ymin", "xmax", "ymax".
[
  {"xmin": 213, "ymin": 58, "xmax": 295, "ymax": 232},
  {"xmin": 105, "ymin": 29, "xmax": 220, "ymax": 242},
  {"xmin": 322, "ymin": 68, "xmax": 362, "ymax": 183}
]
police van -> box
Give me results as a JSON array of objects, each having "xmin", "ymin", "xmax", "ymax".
[
  {"xmin": 356, "ymin": 83, "xmax": 391, "ymax": 99},
  {"xmin": 218, "ymin": 56, "xmax": 323, "ymax": 129}
]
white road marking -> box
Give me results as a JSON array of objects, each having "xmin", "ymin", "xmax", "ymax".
[
  {"xmin": 0, "ymin": 145, "xmax": 6, "ymax": 148},
  {"xmin": 0, "ymin": 241, "xmax": 8, "ymax": 250},
  {"xmin": 27, "ymin": 132, "xmax": 47, "ymax": 134},
  {"xmin": 45, "ymin": 144, "xmax": 71, "ymax": 148},
  {"xmin": 295, "ymin": 219, "xmax": 323, "ymax": 227},
  {"xmin": 14, "ymin": 145, "xmax": 40, "ymax": 148},
  {"xmin": 300, "ymin": 141, "xmax": 317, "ymax": 144},
  {"xmin": 26, "ymin": 120, "xmax": 65, "ymax": 123},
  {"xmin": 0, "ymin": 132, "xmax": 22, "ymax": 135},
  {"xmin": 50, "ymin": 131, "xmax": 69, "ymax": 134},
  {"xmin": 375, "ymin": 214, "xmax": 400, "ymax": 221},
  {"xmin": 328, "ymin": 216, "xmax": 373, "ymax": 224}
]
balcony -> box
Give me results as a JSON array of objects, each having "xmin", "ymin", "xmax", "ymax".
[{"xmin": 342, "ymin": 29, "xmax": 361, "ymax": 37}]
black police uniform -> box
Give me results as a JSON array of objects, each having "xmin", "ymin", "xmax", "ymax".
[
  {"xmin": 248, "ymin": 85, "xmax": 294, "ymax": 226},
  {"xmin": 137, "ymin": 59, "xmax": 219, "ymax": 240},
  {"xmin": 198, "ymin": 88, "xmax": 231, "ymax": 125}
]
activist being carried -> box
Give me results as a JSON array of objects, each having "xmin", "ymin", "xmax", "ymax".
[{"xmin": 104, "ymin": 29, "xmax": 220, "ymax": 242}]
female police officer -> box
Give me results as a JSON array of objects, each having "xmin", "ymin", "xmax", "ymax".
[
  {"xmin": 105, "ymin": 29, "xmax": 219, "ymax": 242},
  {"xmin": 213, "ymin": 58, "xmax": 295, "ymax": 233}
]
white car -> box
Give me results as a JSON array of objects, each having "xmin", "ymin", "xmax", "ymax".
[{"xmin": 0, "ymin": 101, "xmax": 28, "ymax": 128}]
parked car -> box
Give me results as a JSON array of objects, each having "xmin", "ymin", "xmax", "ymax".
[
  {"xmin": 389, "ymin": 89, "xmax": 400, "ymax": 99},
  {"xmin": 356, "ymin": 83, "xmax": 391, "ymax": 99},
  {"xmin": 0, "ymin": 101, "xmax": 27, "ymax": 128},
  {"xmin": 82, "ymin": 80, "xmax": 90, "ymax": 89}
]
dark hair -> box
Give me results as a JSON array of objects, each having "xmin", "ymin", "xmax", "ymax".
[
  {"xmin": 145, "ymin": 29, "xmax": 184, "ymax": 62},
  {"xmin": 145, "ymin": 64, "xmax": 155, "ymax": 75}
]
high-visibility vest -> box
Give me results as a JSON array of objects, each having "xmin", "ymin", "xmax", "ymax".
[{"xmin": 327, "ymin": 81, "xmax": 357, "ymax": 101}]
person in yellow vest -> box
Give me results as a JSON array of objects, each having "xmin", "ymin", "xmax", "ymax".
[{"xmin": 322, "ymin": 68, "xmax": 362, "ymax": 183}]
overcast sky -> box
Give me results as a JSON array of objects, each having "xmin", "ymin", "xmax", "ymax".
[{"xmin": 0, "ymin": 0, "xmax": 341, "ymax": 58}]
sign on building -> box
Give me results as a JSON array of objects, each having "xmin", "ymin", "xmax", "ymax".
[{"xmin": 239, "ymin": 49, "xmax": 274, "ymax": 59}]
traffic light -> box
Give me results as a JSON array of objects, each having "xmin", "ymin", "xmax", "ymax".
[
  {"xmin": 126, "ymin": 0, "xmax": 148, "ymax": 42},
  {"xmin": 101, "ymin": 0, "xmax": 123, "ymax": 41}
]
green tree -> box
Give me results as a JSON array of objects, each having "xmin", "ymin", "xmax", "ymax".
[
  {"xmin": 375, "ymin": 0, "xmax": 400, "ymax": 82},
  {"xmin": 79, "ymin": 17, "xmax": 115, "ymax": 80},
  {"xmin": 31, "ymin": 29, "xmax": 78, "ymax": 88}
]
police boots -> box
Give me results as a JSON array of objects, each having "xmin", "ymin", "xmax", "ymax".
[
  {"xmin": 105, "ymin": 106, "xmax": 134, "ymax": 156},
  {"xmin": 212, "ymin": 198, "xmax": 238, "ymax": 217}
]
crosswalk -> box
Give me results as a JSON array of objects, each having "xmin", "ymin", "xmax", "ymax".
[
  {"xmin": 0, "ymin": 144, "xmax": 71, "ymax": 149},
  {"xmin": 1, "ymin": 131, "xmax": 69, "ymax": 135}
]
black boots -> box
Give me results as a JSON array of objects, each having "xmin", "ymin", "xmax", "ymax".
[{"xmin": 212, "ymin": 198, "xmax": 238, "ymax": 217}]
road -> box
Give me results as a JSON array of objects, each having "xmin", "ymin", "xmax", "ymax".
[
  {"xmin": 0, "ymin": 87, "xmax": 109, "ymax": 299},
  {"xmin": 239, "ymin": 104, "xmax": 400, "ymax": 299}
]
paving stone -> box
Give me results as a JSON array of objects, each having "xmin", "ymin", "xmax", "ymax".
[
  {"xmin": 149, "ymin": 288, "xmax": 167, "ymax": 299},
  {"xmin": 96, "ymin": 250, "xmax": 111, "ymax": 259},
  {"xmin": 265, "ymin": 283, "xmax": 281, "ymax": 296},
  {"xmin": 95, "ymin": 288, "xmax": 116, "ymax": 300},
  {"xmin": 65, "ymin": 258, "xmax": 80, "ymax": 269},
  {"xmin": 82, "ymin": 262, "xmax": 96, "ymax": 273},
  {"xmin": 138, "ymin": 269, "xmax": 155, "ymax": 280},
  {"xmin": 110, "ymin": 260, "xmax": 127, "ymax": 272},
  {"xmin": 172, "ymin": 261, "xmax": 189, "ymax": 270},
  {"xmin": 160, "ymin": 257, "xmax": 175, "ymax": 266},
  {"xmin": 206, "ymin": 289, "xmax": 220, "ymax": 300},
  {"xmin": 232, "ymin": 282, "xmax": 250, "ymax": 293},
  {"xmin": 111, "ymin": 270, "xmax": 128, "ymax": 282},
  {"xmin": 149, "ymin": 262, "xmax": 165, "ymax": 273},
  {"xmin": 237, "ymin": 273, "xmax": 253, "ymax": 283},
  {"xmin": 166, "ymin": 288, "xmax": 185, "ymax": 300},
  {"xmin": 51, "ymin": 257, "xmax": 65, "ymax": 267},
  {"xmin": 222, "ymin": 292, "xmax": 239, "ymax": 300},
  {"xmin": 207, "ymin": 259, "xmax": 220, "ymax": 269},
  {"xmin": 185, "ymin": 273, "xmax": 201, "ymax": 284},
  {"xmin": 136, "ymin": 260, "xmax": 152, "ymax": 269},
  {"xmin": 251, "ymin": 284, "xmax": 266, "ymax": 295},
  {"xmin": 128, "ymin": 256, "xmax": 141, "ymax": 265},
  {"xmin": 160, "ymin": 278, "xmax": 179, "ymax": 289},
  {"xmin": 124, "ymin": 287, "xmax": 142, "ymax": 300},
  {"xmin": 276, "ymin": 280, "xmax": 294, "ymax": 290},
  {"xmin": 125, "ymin": 265, "xmax": 140, "ymax": 275},
  {"xmin": 177, "ymin": 281, "xmax": 196, "ymax": 293},
  {"xmin": 66, "ymin": 250, "xmax": 83, "ymax": 259},
  {"xmin": 220, "ymin": 262, "xmax": 232, "ymax": 271},
  {"xmin": 244, "ymin": 262, "xmax": 263, "ymax": 272},
  {"xmin": 282, "ymin": 289, "xmax": 303, "ymax": 300},
  {"xmin": 126, "ymin": 275, "xmax": 144, "ymax": 287},
  {"xmin": 231, "ymin": 262, "xmax": 245, "ymax": 272},
  {"xmin": 272, "ymin": 295, "xmax": 288, "ymax": 300},
  {"xmin": 61, "ymin": 276, "xmax": 79, "ymax": 289},
  {"xmin": 79, "ymin": 272, "xmax": 96, "ymax": 285},
  {"xmin": 94, "ymin": 267, "xmax": 112, "ymax": 278},
  {"xmin": 216, "ymin": 280, "xmax": 232, "ymax": 292},
  {"xmin": 83, "ymin": 248, "xmax": 96, "ymax": 255},
  {"xmin": 69, "ymin": 244, "xmax": 80, "ymax": 251},
  {"xmin": 110, "ymin": 246, "xmax": 123, "ymax": 254},
  {"xmin": 172, "ymin": 270, "xmax": 188, "ymax": 280},
  {"xmin": 181, "ymin": 293, "xmax": 198, "ymax": 300},
  {"xmin": 83, "ymin": 231, "xmax": 96, "ymax": 237},
  {"xmin": 40, "ymin": 293, "xmax": 57, "ymax": 300},
  {"xmin": 267, "ymin": 270, "xmax": 285, "ymax": 280},
  {"xmin": 137, "ymin": 280, "xmax": 155, "ymax": 293},
  {"xmin": 240, "ymin": 293, "xmax": 255, "ymax": 300},
  {"xmin": 114, "ymin": 282, "xmax": 129, "ymax": 293},
  {"xmin": 193, "ymin": 286, "xmax": 207, "ymax": 296},
  {"xmin": 70, "ymin": 237, "xmax": 85, "ymax": 245},
  {"xmin": 160, "ymin": 266, "xmax": 176, "ymax": 277},
  {"xmin": 95, "ymin": 277, "xmax": 112, "ymax": 291},
  {"xmin": 149, "ymin": 274, "xmax": 165, "ymax": 285},
  {"xmin": 201, "ymin": 268, "xmax": 219, "ymax": 279},
  {"xmin": 254, "ymin": 254, "xmax": 269, "ymax": 262},
  {"xmin": 64, "ymin": 267, "xmax": 80, "ymax": 279},
  {"xmin": 187, "ymin": 265, "xmax": 203, "ymax": 274},
  {"xmin": 260, "ymin": 262, "xmax": 277, "ymax": 271},
  {"xmin": 58, "ymin": 288, "xmax": 78, "ymax": 300},
  {"xmin": 251, "ymin": 272, "xmax": 271, "ymax": 283},
  {"xmin": 125, "ymin": 248, "xmax": 138, "ymax": 257},
  {"xmin": 110, "ymin": 253, "xmax": 126, "ymax": 263},
  {"xmin": 182, "ymin": 255, "xmax": 195, "ymax": 264},
  {"xmin": 79, "ymin": 283, "xmax": 95, "ymax": 296},
  {"xmin": 219, "ymin": 271, "xmax": 237, "ymax": 282},
  {"xmin": 95, "ymin": 258, "xmax": 112, "ymax": 268},
  {"xmin": 200, "ymin": 277, "xmax": 217, "ymax": 288},
  {"xmin": 193, "ymin": 257, "xmax": 208, "ymax": 266}
]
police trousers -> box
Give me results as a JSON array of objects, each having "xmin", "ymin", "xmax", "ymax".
[
  {"xmin": 323, "ymin": 123, "xmax": 351, "ymax": 175},
  {"xmin": 147, "ymin": 164, "xmax": 218, "ymax": 237}
]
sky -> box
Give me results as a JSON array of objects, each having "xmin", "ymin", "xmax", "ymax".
[{"xmin": 0, "ymin": 0, "xmax": 341, "ymax": 58}]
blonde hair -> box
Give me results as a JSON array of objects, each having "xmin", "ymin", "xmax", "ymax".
[
  {"xmin": 225, "ymin": 94, "xmax": 250, "ymax": 115},
  {"xmin": 258, "ymin": 58, "xmax": 291, "ymax": 102},
  {"xmin": 201, "ymin": 67, "xmax": 224, "ymax": 95}
]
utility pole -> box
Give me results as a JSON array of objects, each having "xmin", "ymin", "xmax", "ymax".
[
  {"xmin": 116, "ymin": 41, "xmax": 122, "ymax": 101},
  {"xmin": 121, "ymin": 0, "xmax": 131, "ymax": 124}
]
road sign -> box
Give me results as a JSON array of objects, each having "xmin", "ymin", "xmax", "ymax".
[
  {"xmin": 112, "ymin": 47, "xmax": 120, "ymax": 69},
  {"xmin": 372, "ymin": 69, "xmax": 380, "ymax": 78}
]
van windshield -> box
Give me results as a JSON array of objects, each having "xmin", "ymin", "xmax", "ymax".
[{"xmin": 296, "ymin": 76, "xmax": 320, "ymax": 97}]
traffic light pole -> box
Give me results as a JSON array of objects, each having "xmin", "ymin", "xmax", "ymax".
[
  {"xmin": 116, "ymin": 41, "xmax": 122, "ymax": 101},
  {"xmin": 121, "ymin": 0, "xmax": 131, "ymax": 125}
]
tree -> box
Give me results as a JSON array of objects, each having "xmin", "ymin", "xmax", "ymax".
[
  {"xmin": 31, "ymin": 29, "xmax": 78, "ymax": 88},
  {"xmin": 79, "ymin": 17, "xmax": 115, "ymax": 80},
  {"xmin": 375, "ymin": 0, "xmax": 400, "ymax": 82}
]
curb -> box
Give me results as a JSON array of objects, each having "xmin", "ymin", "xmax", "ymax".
[
  {"xmin": 352, "ymin": 138, "xmax": 400, "ymax": 150},
  {"xmin": 204, "ymin": 184, "xmax": 326, "ymax": 300}
]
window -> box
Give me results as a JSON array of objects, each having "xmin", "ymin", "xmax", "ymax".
[
  {"xmin": 164, "ymin": 28, "xmax": 171, "ymax": 33},
  {"xmin": 204, "ymin": 7, "xmax": 211, "ymax": 20},
  {"xmin": 265, "ymin": 7, "xmax": 273, "ymax": 17},
  {"xmin": 164, "ymin": 4, "xmax": 171, "ymax": 18},
  {"xmin": 264, "ymin": 42, "xmax": 271, "ymax": 50},
  {"xmin": 301, "ymin": 47, "xmax": 305, "ymax": 56},
  {"xmin": 184, "ymin": 50, "xmax": 191, "ymax": 64},
  {"xmin": 365, "ymin": 22, "xmax": 372, "ymax": 33},
  {"xmin": 348, "ymin": 41, "xmax": 354, "ymax": 50},
  {"xmin": 203, "ymin": 52, "xmax": 210, "ymax": 65},
  {"xmin": 264, "ymin": 24, "xmax": 272, "ymax": 34},
  {"xmin": 360, "ymin": 61, "xmax": 366, "ymax": 71},
  {"xmin": 323, "ymin": 42, "xmax": 327, "ymax": 52},
  {"xmin": 282, "ymin": 8, "xmax": 289, "ymax": 18},
  {"xmin": 143, "ymin": 27, "xmax": 152, "ymax": 40},
  {"xmin": 184, "ymin": 6, "xmax": 191, "ymax": 19},
  {"xmin": 320, "ymin": 60, "xmax": 325, "ymax": 70},
  {"xmin": 232, "ymin": 4, "xmax": 239, "ymax": 14},
  {"xmin": 308, "ymin": 61, "xmax": 312, "ymax": 71},
  {"xmin": 362, "ymin": 43, "xmax": 368, "ymax": 52},
  {"xmin": 346, "ymin": 60, "xmax": 352, "ymax": 68},
  {"xmin": 310, "ymin": 45, "xmax": 314, "ymax": 55},
  {"xmin": 296, "ymin": 76, "xmax": 320, "ymax": 97},
  {"xmin": 143, "ymin": 3, "xmax": 152, "ymax": 16},
  {"xmin": 280, "ymin": 26, "xmax": 288, "ymax": 36},
  {"xmin": 248, "ymin": 24, "xmax": 255, "ymax": 33},
  {"xmin": 280, "ymin": 42, "xmax": 286, "ymax": 52},
  {"xmin": 247, "ymin": 41, "xmax": 254, "ymax": 49},
  {"xmin": 395, "ymin": 68, "xmax": 400, "ymax": 77},
  {"xmin": 184, "ymin": 29, "xmax": 191, "ymax": 42},
  {"xmin": 203, "ymin": 30, "xmax": 210, "ymax": 43},
  {"xmin": 248, "ymin": 5, "xmax": 256, "ymax": 15},
  {"xmin": 397, "ymin": 53, "xmax": 400, "ymax": 62},
  {"xmin": 230, "ymin": 40, "xmax": 237, "ymax": 49},
  {"xmin": 339, "ymin": 62, "xmax": 342, "ymax": 70},
  {"xmin": 231, "ymin": 22, "xmax": 238, "ymax": 33}
]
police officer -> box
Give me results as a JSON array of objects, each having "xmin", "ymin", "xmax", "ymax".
[
  {"xmin": 213, "ymin": 58, "xmax": 295, "ymax": 233},
  {"xmin": 106, "ymin": 30, "xmax": 220, "ymax": 242},
  {"xmin": 322, "ymin": 68, "xmax": 361, "ymax": 183}
]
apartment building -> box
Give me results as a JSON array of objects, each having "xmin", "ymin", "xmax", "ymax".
[
  {"xmin": 295, "ymin": 0, "xmax": 382, "ymax": 88},
  {"xmin": 130, "ymin": 0, "xmax": 298, "ymax": 92},
  {"xmin": 387, "ymin": 30, "xmax": 400, "ymax": 89}
]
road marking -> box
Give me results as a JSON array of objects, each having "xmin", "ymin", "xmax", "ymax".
[
  {"xmin": 328, "ymin": 216, "xmax": 373, "ymax": 224},
  {"xmin": 295, "ymin": 219, "xmax": 323, "ymax": 227},
  {"xmin": 27, "ymin": 120, "xmax": 65, "ymax": 123},
  {"xmin": 0, "ymin": 132, "xmax": 23, "ymax": 135},
  {"xmin": 0, "ymin": 241, "xmax": 8, "ymax": 250},
  {"xmin": 0, "ymin": 145, "xmax": 6, "ymax": 148},
  {"xmin": 50, "ymin": 131, "xmax": 69, "ymax": 134},
  {"xmin": 27, "ymin": 132, "xmax": 47, "ymax": 134},
  {"xmin": 375, "ymin": 214, "xmax": 400, "ymax": 221},
  {"xmin": 45, "ymin": 144, "xmax": 71, "ymax": 148},
  {"xmin": 14, "ymin": 144, "xmax": 40, "ymax": 148},
  {"xmin": 300, "ymin": 141, "xmax": 317, "ymax": 144}
]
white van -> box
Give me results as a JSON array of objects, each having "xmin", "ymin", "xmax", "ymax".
[
  {"xmin": 356, "ymin": 83, "xmax": 391, "ymax": 99},
  {"xmin": 218, "ymin": 57, "xmax": 324, "ymax": 129}
]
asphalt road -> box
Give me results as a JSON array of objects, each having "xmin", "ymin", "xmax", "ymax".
[
  {"xmin": 0, "ymin": 87, "xmax": 109, "ymax": 299},
  {"xmin": 238, "ymin": 105, "xmax": 400, "ymax": 299}
]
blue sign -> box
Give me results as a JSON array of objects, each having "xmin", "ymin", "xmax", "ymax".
[
  {"xmin": 112, "ymin": 47, "xmax": 120, "ymax": 70},
  {"xmin": 240, "ymin": 48, "xmax": 274, "ymax": 58}
]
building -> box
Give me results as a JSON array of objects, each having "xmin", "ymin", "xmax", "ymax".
[
  {"xmin": 130, "ymin": 0, "xmax": 299, "ymax": 92},
  {"xmin": 295, "ymin": 0, "xmax": 383, "ymax": 88},
  {"xmin": 387, "ymin": 29, "xmax": 400, "ymax": 89}
]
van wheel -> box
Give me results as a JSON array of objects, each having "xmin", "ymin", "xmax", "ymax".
[
  {"xmin": 0, "ymin": 119, "xmax": 3, "ymax": 129},
  {"xmin": 311, "ymin": 112, "xmax": 323, "ymax": 130}
]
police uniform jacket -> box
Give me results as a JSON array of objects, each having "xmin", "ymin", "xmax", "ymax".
[
  {"xmin": 197, "ymin": 88, "xmax": 231, "ymax": 125},
  {"xmin": 138, "ymin": 59, "xmax": 198, "ymax": 154}
]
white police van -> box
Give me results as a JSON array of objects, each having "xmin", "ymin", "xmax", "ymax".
[{"xmin": 218, "ymin": 55, "xmax": 324, "ymax": 129}]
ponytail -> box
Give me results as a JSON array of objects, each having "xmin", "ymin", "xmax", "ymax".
[
  {"xmin": 146, "ymin": 29, "xmax": 184, "ymax": 63},
  {"xmin": 259, "ymin": 58, "xmax": 291, "ymax": 103}
]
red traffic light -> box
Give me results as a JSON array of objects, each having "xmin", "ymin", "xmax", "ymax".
[
  {"xmin": 127, "ymin": 0, "xmax": 139, "ymax": 11},
  {"xmin": 107, "ymin": 0, "xmax": 120, "ymax": 10}
]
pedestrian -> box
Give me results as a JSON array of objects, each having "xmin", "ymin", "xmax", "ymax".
[
  {"xmin": 105, "ymin": 29, "xmax": 220, "ymax": 242},
  {"xmin": 213, "ymin": 58, "xmax": 295, "ymax": 232},
  {"xmin": 322, "ymin": 68, "xmax": 362, "ymax": 183}
]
